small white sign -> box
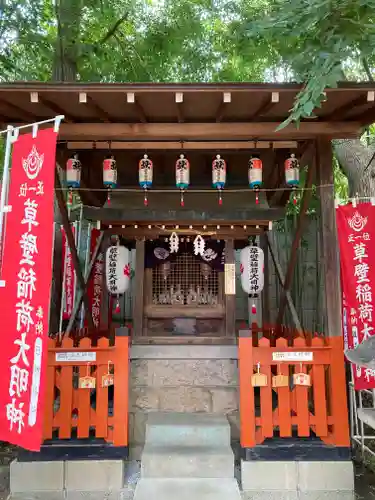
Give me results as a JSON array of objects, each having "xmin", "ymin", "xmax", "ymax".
[
  {"xmin": 225, "ymin": 263, "xmax": 236, "ymax": 295},
  {"xmin": 56, "ymin": 352, "xmax": 96, "ymax": 363},
  {"xmin": 272, "ymin": 351, "xmax": 313, "ymax": 362}
]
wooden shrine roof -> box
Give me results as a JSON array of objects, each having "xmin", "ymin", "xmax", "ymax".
[
  {"xmin": 0, "ymin": 81, "xmax": 374, "ymax": 140},
  {"xmin": 83, "ymin": 190, "xmax": 284, "ymax": 228}
]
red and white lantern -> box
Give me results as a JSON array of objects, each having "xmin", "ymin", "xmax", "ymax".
[
  {"xmin": 212, "ymin": 154, "xmax": 226, "ymax": 205},
  {"xmin": 285, "ymin": 153, "xmax": 299, "ymax": 205},
  {"xmin": 176, "ymin": 154, "xmax": 190, "ymax": 206},
  {"xmin": 105, "ymin": 245, "xmax": 130, "ymax": 295},
  {"xmin": 284, "ymin": 153, "xmax": 299, "ymax": 187},
  {"xmin": 248, "ymin": 156, "xmax": 263, "ymax": 204},
  {"xmin": 139, "ymin": 154, "xmax": 153, "ymax": 206},
  {"xmin": 103, "ymin": 155, "xmax": 117, "ymax": 205},
  {"xmin": 66, "ymin": 153, "xmax": 82, "ymax": 189},
  {"xmin": 240, "ymin": 245, "xmax": 264, "ymax": 315}
]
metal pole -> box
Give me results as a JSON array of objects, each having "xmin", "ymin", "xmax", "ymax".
[{"xmin": 0, "ymin": 126, "xmax": 14, "ymax": 276}]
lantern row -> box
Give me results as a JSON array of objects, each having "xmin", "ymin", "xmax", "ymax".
[
  {"xmin": 66, "ymin": 153, "xmax": 300, "ymax": 206},
  {"xmin": 105, "ymin": 242, "xmax": 264, "ymax": 316}
]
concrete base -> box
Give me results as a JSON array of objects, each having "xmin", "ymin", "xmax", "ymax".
[
  {"xmin": 241, "ymin": 494, "xmax": 354, "ymax": 500},
  {"xmin": 241, "ymin": 460, "xmax": 355, "ymax": 499},
  {"xmin": 134, "ymin": 478, "xmax": 241, "ymax": 500},
  {"xmin": 9, "ymin": 459, "xmax": 127, "ymax": 500}
]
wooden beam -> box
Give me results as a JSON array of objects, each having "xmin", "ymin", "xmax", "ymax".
[
  {"xmin": 351, "ymin": 105, "xmax": 375, "ymax": 126},
  {"xmin": 250, "ymin": 92, "xmax": 279, "ymax": 120},
  {"xmin": 216, "ymin": 92, "xmax": 231, "ymax": 122},
  {"xmin": 0, "ymin": 99, "xmax": 38, "ymax": 121},
  {"xmin": 175, "ymin": 92, "xmax": 184, "ymax": 123},
  {"xmin": 85, "ymin": 96, "xmax": 112, "ymax": 123},
  {"xmin": 317, "ymin": 137, "xmax": 342, "ymax": 337},
  {"xmin": 55, "ymin": 170, "xmax": 95, "ymax": 329},
  {"xmin": 83, "ymin": 205, "xmax": 285, "ymax": 224},
  {"xmin": 67, "ymin": 140, "xmax": 298, "ymax": 150},
  {"xmin": 326, "ymin": 95, "xmax": 367, "ymax": 121},
  {"xmin": 105, "ymin": 227, "xmax": 265, "ymax": 239},
  {"xmin": 266, "ymin": 233, "xmax": 303, "ymax": 333},
  {"xmin": 225, "ymin": 239, "xmax": 236, "ymax": 336},
  {"xmin": 58, "ymin": 121, "xmax": 361, "ymax": 141},
  {"xmin": 276, "ymin": 148, "xmax": 316, "ymax": 325},
  {"xmin": 38, "ymin": 96, "xmax": 75, "ymax": 123},
  {"xmin": 133, "ymin": 239, "xmax": 145, "ymax": 336}
]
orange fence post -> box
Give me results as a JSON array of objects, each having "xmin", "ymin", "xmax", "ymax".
[
  {"xmin": 239, "ymin": 330, "xmax": 256, "ymax": 448},
  {"xmin": 113, "ymin": 327, "xmax": 129, "ymax": 447},
  {"xmin": 328, "ymin": 336, "xmax": 350, "ymax": 446},
  {"xmin": 43, "ymin": 326, "xmax": 130, "ymax": 447}
]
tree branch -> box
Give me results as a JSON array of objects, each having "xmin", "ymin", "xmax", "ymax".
[
  {"xmin": 97, "ymin": 13, "xmax": 128, "ymax": 46},
  {"xmin": 362, "ymin": 56, "xmax": 374, "ymax": 82}
]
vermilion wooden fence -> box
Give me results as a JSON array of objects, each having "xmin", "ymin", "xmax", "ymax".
[
  {"xmin": 238, "ymin": 331, "xmax": 350, "ymax": 448},
  {"xmin": 43, "ymin": 328, "xmax": 129, "ymax": 446}
]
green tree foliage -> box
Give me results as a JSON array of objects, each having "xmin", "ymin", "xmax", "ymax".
[{"xmin": 241, "ymin": 0, "xmax": 375, "ymax": 126}]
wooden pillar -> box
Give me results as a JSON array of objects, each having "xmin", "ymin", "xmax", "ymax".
[
  {"xmin": 317, "ymin": 138, "xmax": 342, "ymax": 337},
  {"xmin": 133, "ymin": 238, "xmax": 145, "ymax": 337},
  {"xmin": 225, "ymin": 239, "xmax": 236, "ymax": 337}
]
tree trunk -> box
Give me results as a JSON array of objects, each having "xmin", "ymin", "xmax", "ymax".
[
  {"xmin": 52, "ymin": 0, "xmax": 83, "ymax": 82},
  {"xmin": 50, "ymin": 0, "xmax": 82, "ymax": 332},
  {"xmin": 333, "ymin": 139, "xmax": 375, "ymax": 198}
]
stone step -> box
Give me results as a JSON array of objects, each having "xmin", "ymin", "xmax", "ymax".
[
  {"xmin": 133, "ymin": 478, "xmax": 242, "ymax": 500},
  {"xmin": 141, "ymin": 444, "xmax": 234, "ymax": 478},
  {"xmin": 145, "ymin": 412, "xmax": 230, "ymax": 447}
]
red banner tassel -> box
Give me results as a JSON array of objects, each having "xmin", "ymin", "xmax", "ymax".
[
  {"xmin": 219, "ymin": 189, "xmax": 223, "ymax": 206},
  {"xmin": 251, "ymin": 303, "xmax": 257, "ymax": 315},
  {"xmin": 114, "ymin": 298, "xmax": 121, "ymax": 314},
  {"xmin": 180, "ymin": 189, "xmax": 185, "ymax": 207},
  {"xmin": 144, "ymin": 188, "xmax": 148, "ymax": 206},
  {"xmin": 107, "ymin": 190, "xmax": 111, "ymax": 206},
  {"xmin": 255, "ymin": 190, "xmax": 259, "ymax": 205},
  {"xmin": 67, "ymin": 189, "xmax": 73, "ymax": 208}
]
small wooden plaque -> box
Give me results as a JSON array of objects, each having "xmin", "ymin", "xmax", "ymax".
[
  {"xmin": 293, "ymin": 373, "xmax": 311, "ymax": 387},
  {"xmin": 251, "ymin": 373, "xmax": 268, "ymax": 387},
  {"xmin": 79, "ymin": 375, "xmax": 96, "ymax": 389},
  {"xmin": 102, "ymin": 373, "xmax": 114, "ymax": 387},
  {"xmin": 272, "ymin": 374, "xmax": 289, "ymax": 388}
]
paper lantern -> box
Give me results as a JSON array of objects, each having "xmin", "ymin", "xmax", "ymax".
[
  {"xmin": 103, "ymin": 155, "xmax": 117, "ymax": 189},
  {"xmin": 212, "ymin": 154, "xmax": 226, "ymax": 205},
  {"xmin": 285, "ymin": 154, "xmax": 299, "ymax": 187},
  {"xmin": 105, "ymin": 245, "xmax": 130, "ymax": 295},
  {"xmin": 248, "ymin": 156, "xmax": 262, "ymax": 188},
  {"xmin": 66, "ymin": 153, "xmax": 82, "ymax": 188},
  {"xmin": 249, "ymin": 156, "xmax": 263, "ymax": 205},
  {"xmin": 139, "ymin": 154, "xmax": 153, "ymax": 206},
  {"xmin": 240, "ymin": 245, "xmax": 264, "ymax": 295},
  {"xmin": 176, "ymin": 154, "xmax": 190, "ymax": 206}
]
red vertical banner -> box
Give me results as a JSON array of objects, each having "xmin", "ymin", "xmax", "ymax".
[
  {"xmin": 85, "ymin": 228, "xmax": 103, "ymax": 328},
  {"xmin": 61, "ymin": 225, "xmax": 76, "ymax": 321},
  {"xmin": 0, "ymin": 128, "xmax": 57, "ymax": 450},
  {"xmin": 337, "ymin": 203, "xmax": 375, "ymax": 390}
]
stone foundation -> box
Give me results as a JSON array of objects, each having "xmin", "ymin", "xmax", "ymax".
[{"xmin": 129, "ymin": 345, "xmax": 239, "ymax": 456}]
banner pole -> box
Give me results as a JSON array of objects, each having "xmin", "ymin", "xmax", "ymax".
[{"xmin": 0, "ymin": 126, "xmax": 14, "ymax": 280}]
